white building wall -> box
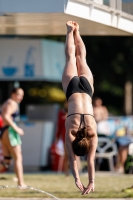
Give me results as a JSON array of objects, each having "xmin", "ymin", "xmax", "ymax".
[{"xmin": 0, "ymin": 0, "xmax": 132, "ymax": 35}]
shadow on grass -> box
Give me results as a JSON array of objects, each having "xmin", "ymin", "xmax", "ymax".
[{"xmin": 0, "ymin": 177, "xmax": 8, "ymax": 180}]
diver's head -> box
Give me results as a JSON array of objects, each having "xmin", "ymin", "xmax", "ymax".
[{"xmin": 72, "ymin": 127, "xmax": 92, "ymax": 156}]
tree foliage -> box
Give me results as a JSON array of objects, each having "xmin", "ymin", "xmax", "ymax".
[{"xmin": 82, "ymin": 36, "xmax": 133, "ymax": 115}]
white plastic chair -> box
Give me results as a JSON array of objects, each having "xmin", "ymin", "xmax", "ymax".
[
  {"xmin": 128, "ymin": 143, "xmax": 133, "ymax": 156},
  {"xmin": 95, "ymin": 137, "xmax": 117, "ymax": 172},
  {"xmin": 127, "ymin": 143, "xmax": 133, "ymax": 174}
]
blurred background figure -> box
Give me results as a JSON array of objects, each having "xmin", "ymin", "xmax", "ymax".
[
  {"xmin": 0, "ymin": 88, "xmax": 26, "ymax": 187},
  {"xmin": 93, "ymin": 97, "xmax": 110, "ymax": 136},
  {"xmin": 55, "ymin": 101, "xmax": 81, "ymax": 176},
  {"xmin": 55, "ymin": 101, "xmax": 68, "ymax": 146},
  {"xmin": 0, "ymin": 111, "xmax": 3, "ymax": 128},
  {"xmin": 55, "ymin": 101, "xmax": 69, "ymax": 176},
  {"xmin": 115, "ymin": 126, "xmax": 132, "ymax": 173},
  {"xmin": 0, "ymin": 111, "xmax": 4, "ymax": 171},
  {"xmin": 93, "ymin": 97, "xmax": 109, "ymax": 122}
]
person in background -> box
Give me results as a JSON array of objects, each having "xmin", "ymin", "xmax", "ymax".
[
  {"xmin": 0, "ymin": 88, "xmax": 26, "ymax": 187},
  {"xmin": 93, "ymin": 97, "xmax": 110, "ymax": 136},
  {"xmin": 0, "ymin": 112, "xmax": 3, "ymax": 128},
  {"xmin": 115, "ymin": 126, "xmax": 131, "ymax": 173},
  {"xmin": 93, "ymin": 97, "xmax": 108, "ymax": 123},
  {"xmin": 55, "ymin": 101, "xmax": 69, "ymax": 176},
  {"xmin": 0, "ymin": 112, "xmax": 4, "ymax": 171},
  {"xmin": 55, "ymin": 101, "xmax": 81, "ymax": 177}
]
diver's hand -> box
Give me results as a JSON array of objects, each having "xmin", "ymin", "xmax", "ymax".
[
  {"xmin": 75, "ymin": 179, "xmax": 85, "ymax": 192},
  {"xmin": 16, "ymin": 127, "xmax": 24, "ymax": 135},
  {"xmin": 82, "ymin": 182, "xmax": 95, "ymax": 195}
]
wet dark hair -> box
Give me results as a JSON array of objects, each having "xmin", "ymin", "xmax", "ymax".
[
  {"xmin": 72, "ymin": 127, "xmax": 93, "ymax": 156},
  {"xmin": 11, "ymin": 87, "xmax": 23, "ymax": 95}
]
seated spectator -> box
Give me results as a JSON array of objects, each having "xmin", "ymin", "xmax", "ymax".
[
  {"xmin": 93, "ymin": 97, "xmax": 109, "ymax": 122},
  {"xmin": 93, "ymin": 97, "xmax": 109, "ymax": 136},
  {"xmin": 115, "ymin": 126, "xmax": 132, "ymax": 173}
]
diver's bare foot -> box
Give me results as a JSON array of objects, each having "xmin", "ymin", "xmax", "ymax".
[
  {"xmin": 73, "ymin": 21, "xmax": 79, "ymax": 32},
  {"xmin": 66, "ymin": 21, "xmax": 75, "ymax": 32}
]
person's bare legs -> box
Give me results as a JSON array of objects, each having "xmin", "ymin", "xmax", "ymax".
[
  {"xmin": 73, "ymin": 22, "xmax": 94, "ymax": 89},
  {"xmin": 0, "ymin": 131, "xmax": 12, "ymax": 172},
  {"xmin": 11, "ymin": 145, "xmax": 26, "ymax": 187},
  {"xmin": 0, "ymin": 143, "xmax": 11, "ymax": 172},
  {"xmin": 62, "ymin": 21, "xmax": 78, "ymax": 93},
  {"xmin": 0, "ymin": 131, "xmax": 26, "ymax": 186},
  {"xmin": 118, "ymin": 146, "xmax": 128, "ymax": 172}
]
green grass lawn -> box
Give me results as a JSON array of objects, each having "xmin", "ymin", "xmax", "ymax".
[{"xmin": 0, "ymin": 172, "xmax": 133, "ymax": 198}]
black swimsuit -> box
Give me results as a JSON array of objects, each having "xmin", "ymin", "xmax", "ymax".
[
  {"xmin": 66, "ymin": 76, "xmax": 93, "ymax": 101},
  {"xmin": 66, "ymin": 76, "xmax": 94, "ymax": 119},
  {"xmin": 0, "ymin": 112, "xmax": 19, "ymax": 139},
  {"xmin": 67, "ymin": 113, "xmax": 95, "ymax": 127}
]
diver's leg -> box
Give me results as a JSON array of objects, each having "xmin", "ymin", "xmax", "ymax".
[
  {"xmin": 74, "ymin": 22, "xmax": 94, "ymax": 88},
  {"xmin": 62, "ymin": 21, "xmax": 78, "ymax": 93}
]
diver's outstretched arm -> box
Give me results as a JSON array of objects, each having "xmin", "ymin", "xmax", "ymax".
[
  {"xmin": 82, "ymin": 136, "xmax": 98, "ymax": 195},
  {"xmin": 65, "ymin": 132, "xmax": 85, "ymax": 192}
]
